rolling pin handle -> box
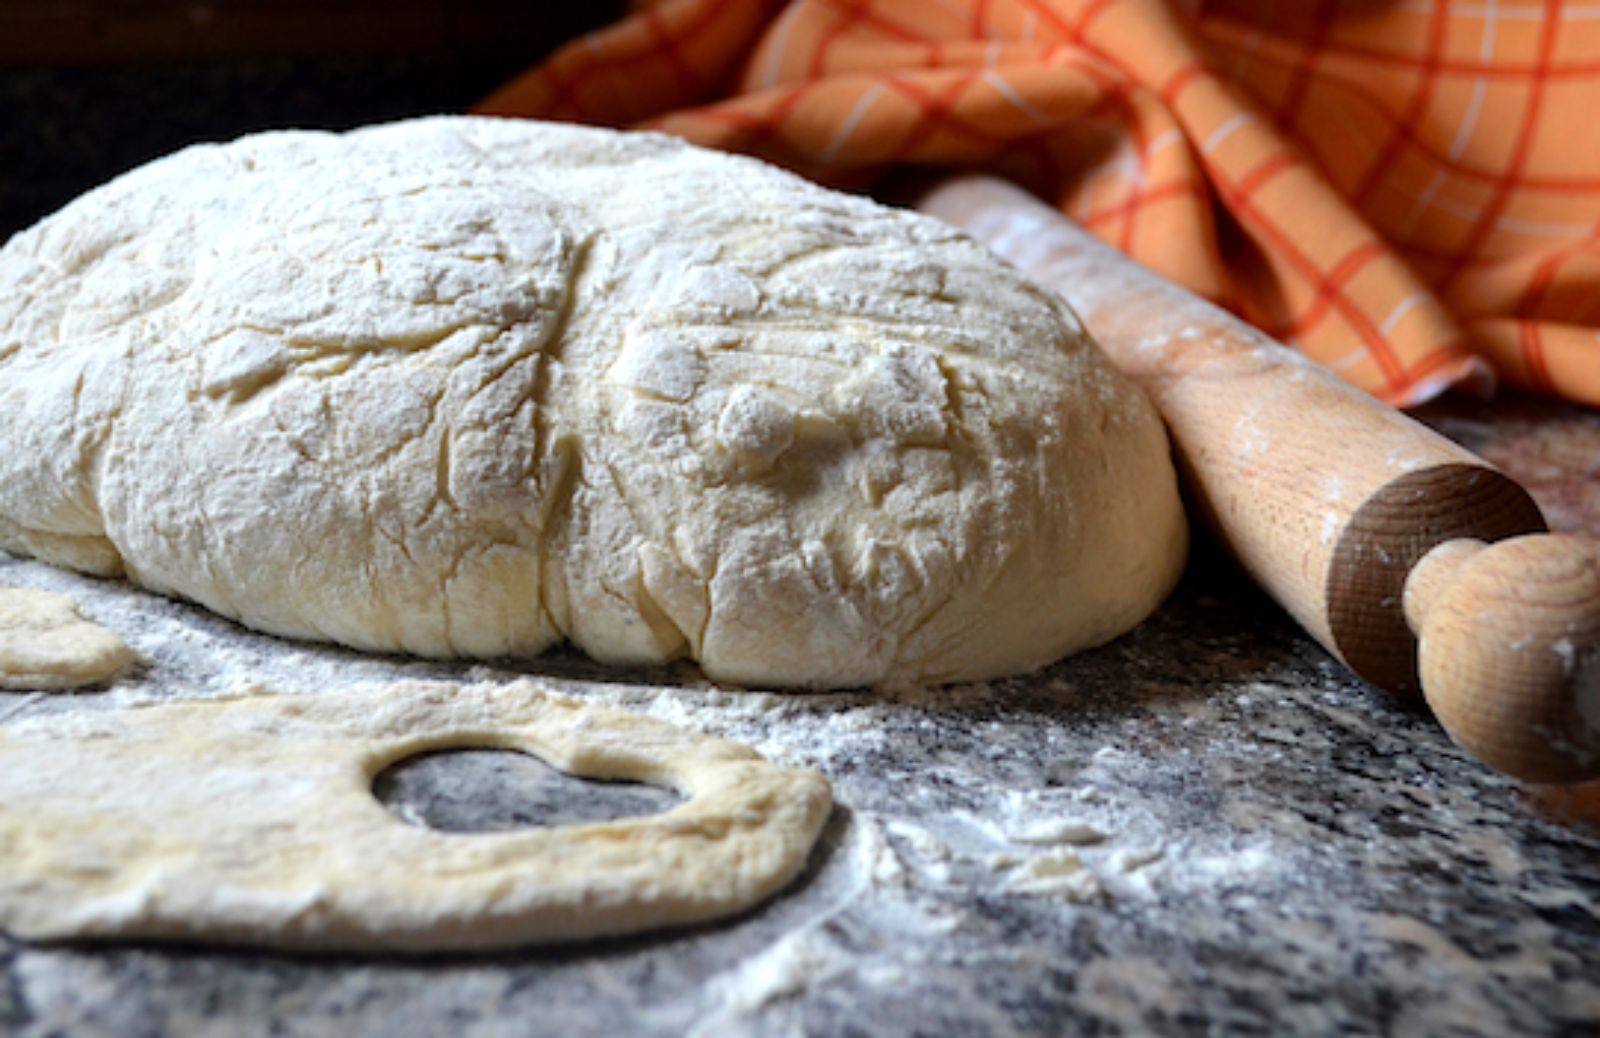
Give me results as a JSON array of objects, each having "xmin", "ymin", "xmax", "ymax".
[{"xmin": 1404, "ymin": 534, "xmax": 1600, "ymax": 784}]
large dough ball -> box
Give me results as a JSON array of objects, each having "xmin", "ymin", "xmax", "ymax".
[{"xmin": 0, "ymin": 117, "xmax": 1186, "ymax": 687}]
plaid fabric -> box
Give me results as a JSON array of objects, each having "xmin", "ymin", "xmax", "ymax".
[{"xmin": 478, "ymin": 0, "xmax": 1600, "ymax": 408}]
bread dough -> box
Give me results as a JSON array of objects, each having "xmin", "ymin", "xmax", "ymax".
[
  {"xmin": 0, "ymin": 587, "xmax": 134, "ymax": 690},
  {"xmin": 0, "ymin": 116, "xmax": 1187, "ymax": 687},
  {"xmin": 0, "ymin": 680, "xmax": 832, "ymax": 951}
]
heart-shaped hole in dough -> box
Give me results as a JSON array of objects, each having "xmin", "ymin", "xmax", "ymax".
[{"xmin": 372, "ymin": 747, "xmax": 683, "ymax": 833}]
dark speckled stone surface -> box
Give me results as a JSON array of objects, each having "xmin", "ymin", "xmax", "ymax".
[
  {"xmin": 1, "ymin": 56, "xmax": 1599, "ymax": 1038},
  {"xmin": 2, "ymin": 546, "xmax": 1597, "ymax": 1036}
]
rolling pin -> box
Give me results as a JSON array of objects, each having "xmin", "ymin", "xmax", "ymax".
[{"xmin": 917, "ymin": 175, "xmax": 1600, "ymax": 784}]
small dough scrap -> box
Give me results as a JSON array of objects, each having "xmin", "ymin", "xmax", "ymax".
[
  {"xmin": 0, "ymin": 587, "xmax": 134, "ymax": 690},
  {"xmin": 0, "ymin": 680, "xmax": 833, "ymax": 951}
]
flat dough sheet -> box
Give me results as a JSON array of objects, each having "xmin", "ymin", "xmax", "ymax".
[{"xmin": 0, "ymin": 679, "xmax": 832, "ymax": 952}]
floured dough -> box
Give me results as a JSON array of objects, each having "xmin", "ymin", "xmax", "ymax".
[
  {"xmin": 0, "ymin": 680, "xmax": 832, "ymax": 951},
  {"xmin": 0, "ymin": 587, "xmax": 134, "ymax": 689},
  {"xmin": 0, "ymin": 116, "xmax": 1186, "ymax": 686}
]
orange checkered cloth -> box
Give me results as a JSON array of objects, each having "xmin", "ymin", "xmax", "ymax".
[{"xmin": 478, "ymin": 0, "xmax": 1600, "ymax": 408}]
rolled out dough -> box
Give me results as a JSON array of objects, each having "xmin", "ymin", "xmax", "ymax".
[
  {"xmin": 0, "ymin": 680, "xmax": 832, "ymax": 951},
  {"xmin": 0, "ymin": 116, "xmax": 1187, "ymax": 687},
  {"xmin": 0, "ymin": 587, "xmax": 134, "ymax": 690}
]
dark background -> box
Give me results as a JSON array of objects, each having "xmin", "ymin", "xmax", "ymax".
[{"xmin": 0, "ymin": 1, "xmax": 626, "ymax": 237}]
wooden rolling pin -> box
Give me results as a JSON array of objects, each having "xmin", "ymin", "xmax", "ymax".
[{"xmin": 917, "ymin": 175, "xmax": 1600, "ymax": 784}]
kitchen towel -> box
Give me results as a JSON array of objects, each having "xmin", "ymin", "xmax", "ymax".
[{"xmin": 480, "ymin": 0, "xmax": 1600, "ymax": 408}]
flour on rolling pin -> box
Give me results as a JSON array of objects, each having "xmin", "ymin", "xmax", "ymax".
[{"xmin": 919, "ymin": 175, "xmax": 1600, "ymax": 783}]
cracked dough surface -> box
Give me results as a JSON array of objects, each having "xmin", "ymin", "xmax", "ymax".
[
  {"xmin": 0, "ymin": 587, "xmax": 134, "ymax": 689},
  {"xmin": 0, "ymin": 680, "xmax": 832, "ymax": 951},
  {"xmin": 0, "ymin": 116, "xmax": 1186, "ymax": 686}
]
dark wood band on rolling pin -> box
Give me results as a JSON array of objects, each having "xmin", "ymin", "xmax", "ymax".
[{"xmin": 1327, "ymin": 464, "xmax": 1545, "ymax": 695}]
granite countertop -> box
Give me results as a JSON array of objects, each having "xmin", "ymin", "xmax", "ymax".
[{"xmin": 2, "ymin": 57, "xmax": 1599, "ymax": 1038}]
